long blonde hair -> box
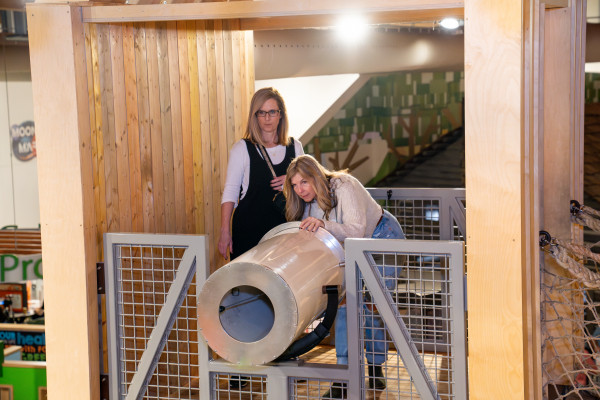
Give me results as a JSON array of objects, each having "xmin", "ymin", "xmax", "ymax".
[
  {"xmin": 283, "ymin": 155, "xmax": 346, "ymax": 222},
  {"xmin": 243, "ymin": 87, "xmax": 290, "ymax": 146}
]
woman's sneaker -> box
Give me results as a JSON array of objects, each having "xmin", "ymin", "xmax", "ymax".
[
  {"xmin": 322, "ymin": 382, "xmax": 347, "ymax": 399},
  {"xmin": 229, "ymin": 376, "xmax": 249, "ymax": 390}
]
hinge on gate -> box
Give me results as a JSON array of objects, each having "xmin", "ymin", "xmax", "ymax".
[
  {"xmin": 100, "ymin": 374, "xmax": 109, "ymax": 400},
  {"xmin": 97, "ymin": 262, "xmax": 105, "ymax": 294}
]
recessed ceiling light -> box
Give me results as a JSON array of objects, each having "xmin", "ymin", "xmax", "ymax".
[
  {"xmin": 334, "ymin": 14, "xmax": 369, "ymax": 44},
  {"xmin": 440, "ymin": 18, "xmax": 460, "ymax": 30}
]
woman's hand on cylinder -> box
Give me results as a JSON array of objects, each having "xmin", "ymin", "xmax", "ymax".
[
  {"xmin": 299, "ymin": 216, "xmax": 324, "ymax": 232},
  {"xmin": 270, "ymin": 175, "xmax": 286, "ymax": 191},
  {"xmin": 218, "ymin": 230, "xmax": 233, "ymax": 259}
]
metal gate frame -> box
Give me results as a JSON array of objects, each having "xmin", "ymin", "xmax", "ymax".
[
  {"xmin": 103, "ymin": 188, "xmax": 468, "ymax": 399},
  {"xmin": 104, "ymin": 233, "xmax": 208, "ymax": 400},
  {"xmin": 104, "ymin": 234, "xmax": 468, "ymax": 399},
  {"xmin": 345, "ymin": 238, "xmax": 468, "ymax": 400},
  {"xmin": 368, "ymin": 188, "xmax": 466, "ymax": 241}
]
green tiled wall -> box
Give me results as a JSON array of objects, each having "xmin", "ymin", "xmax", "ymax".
[
  {"xmin": 586, "ymin": 73, "xmax": 600, "ymax": 103},
  {"xmin": 306, "ymin": 71, "xmax": 464, "ymax": 155},
  {"xmin": 308, "ymin": 71, "xmax": 600, "ymax": 156},
  {"xmin": 304, "ymin": 71, "xmax": 600, "ymax": 185}
]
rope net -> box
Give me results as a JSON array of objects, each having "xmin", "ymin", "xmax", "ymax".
[{"xmin": 542, "ymin": 204, "xmax": 600, "ymax": 399}]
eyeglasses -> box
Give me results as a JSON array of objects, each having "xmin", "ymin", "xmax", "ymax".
[{"xmin": 256, "ymin": 109, "xmax": 281, "ymax": 118}]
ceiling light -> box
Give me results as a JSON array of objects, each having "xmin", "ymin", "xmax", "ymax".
[
  {"xmin": 334, "ymin": 14, "xmax": 369, "ymax": 44},
  {"xmin": 439, "ymin": 18, "xmax": 460, "ymax": 30}
]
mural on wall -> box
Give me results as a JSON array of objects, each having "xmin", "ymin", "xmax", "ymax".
[
  {"xmin": 306, "ymin": 72, "xmax": 600, "ymax": 187},
  {"xmin": 11, "ymin": 120, "xmax": 36, "ymax": 162},
  {"xmin": 305, "ymin": 71, "xmax": 464, "ymax": 185},
  {"xmin": 585, "ymin": 73, "xmax": 600, "ymax": 103}
]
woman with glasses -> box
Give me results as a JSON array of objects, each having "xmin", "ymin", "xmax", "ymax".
[
  {"xmin": 284, "ymin": 155, "xmax": 405, "ymax": 399},
  {"xmin": 219, "ymin": 87, "xmax": 304, "ymax": 259},
  {"xmin": 219, "ymin": 88, "xmax": 303, "ymax": 391}
]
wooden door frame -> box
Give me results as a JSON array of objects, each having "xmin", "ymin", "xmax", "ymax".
[{"xmin": 26, "ymin": 1, "xmax": 580, "ymax": 399}]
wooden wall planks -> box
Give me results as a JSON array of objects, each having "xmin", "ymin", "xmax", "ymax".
[{"xmin": 85, "ymin": 21, "xmax": 252, "ymax": 270}]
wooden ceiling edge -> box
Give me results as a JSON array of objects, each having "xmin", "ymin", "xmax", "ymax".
[
  {"xmin": 242, "ymin": 9, "xmax": 464, "ymax": 31},
  {"xmin": 543, "ymin": 0, "xmax": 569, "ymax": 9},
  {"xmin": 0, "ymin": 0, "xmax": 29, "ymax": 11},
  {"xmin": 75, "ymin": 0, "xmax": 465, "ymax": 24}
]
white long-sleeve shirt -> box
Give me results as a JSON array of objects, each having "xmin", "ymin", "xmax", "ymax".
[
  {"xmin": 304, "ymin": 174, "xmax": 383, "ymax": 244},
  {"xmin": 221, "ymin": 138, "xmax": 304, "ymax": 206}
]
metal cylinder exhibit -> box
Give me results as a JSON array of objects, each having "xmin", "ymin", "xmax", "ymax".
[{"xmin": 197, "ymin": 222, "xmax": 345, "ymax": 365}]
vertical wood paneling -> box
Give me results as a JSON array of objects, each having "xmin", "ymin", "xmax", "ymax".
[
  {"xmin": 214, "ymin": 21, "xmax": 228, "ymax": 258},
  {"xmin": 146, "ymin": 22, "xmax": 166, "ymax": 233},
  {"xmin": 218, "ymin": 21, "xmax": 236, "ymax": 270},
  {"xmin": 86, "ymin": 23, "xmax": 110, "ymax": 374},
  {"xmin": 98, "ymin": 24, "xmax": 120, "ymax": 234},
  {"xmin": 84, "ymin": 20, "xmax": 253, "ymax": 268},
  {"xmin": 134, "ymin": 25, "xmax": 155, "ymax": 233},
  {"xmin": 166, "ymin": 21, "xmax": 186, "ymax": 234},
  {"xmin": 156, "ymin": 22, "xmax": 176, "ymax": 234},
  {"xmin": 187, "ymin": 20, "xmax": 206, "ymax": 236},
  {"xmin": 222, "ymin": 21, "xmax": 236, "ymax": 179},
  {"xmin": 196, "ymin": 20, "xmax": 216, "ymax": 268},
  {"xmin": 204, "ymin": 21, "xmax": 222, "ymax": 270},
  {"xmin": 123, "ymin": 22, "xmax": 143, "ymax": 232},
  {"xmin": 242, "ymin": 29, "xmax": 255, "ymax": 128},
  {"xmin": 89, "ymin": 24, "xmax": 109, "ymax": 243},
  {"xmin": 177, "ymin": 21, "xmax": 196, "ymax": 234},
  {"xmin": 110, "ymin": 24, "xmax": 132, "ymax": 233},
  {"xmin": 84, "ymin": 24, "xmax": 103, "ymax": 259},
  {"xmin": 214, "ymin": 21, "xmax": 228, "ymax": 184},
  {"xmin": 230, "ymin": 20, "xmax": 246, "ymax": 160}
]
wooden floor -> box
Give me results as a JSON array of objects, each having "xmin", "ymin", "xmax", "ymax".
[{"xmin": 165, "ymin": 344, "xmax": 453, "ymax": 399}]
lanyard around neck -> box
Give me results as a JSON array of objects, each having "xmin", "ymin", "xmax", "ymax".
[{"xmin": 256, "ymin": 144, "xmax": 277, "ymax": 179}]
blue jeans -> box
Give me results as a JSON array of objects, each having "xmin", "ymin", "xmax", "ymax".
[{"xmin": 335, "ymin": 209, "xmax": 404, "ymax": 365}]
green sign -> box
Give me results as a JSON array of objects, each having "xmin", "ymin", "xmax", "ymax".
[{"xmin": 0, "ymin": 254, "xmax": 43, "ymax": 282}]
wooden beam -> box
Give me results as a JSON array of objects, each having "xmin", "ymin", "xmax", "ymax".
[
  {"xmin": 541, "ymin": 3, "xmax": 577, "ymax": 389},
  {"xmin": 465, "ymin": 0, "xmax": 529, "ymax": 399},
  {"xmin": 241, "ymin": 9, "xmax": 464, "ymax": 30},
  {"xmin": 544, "ymin": 0, "xmax": 569, "ymax": 9},
  {"xmin": 522, "ymin": 2, "xmax": 543, "ymax": 398},
  {"xmin": 0, "ymin": 0, "xmax": 28, "ymax": 11},
  {"xmin": 80, "ymin": 0, "xmax": 464, "ymax": 24},
  {"xmin": 27, "ymin": 3, "xmax": 99, "ymax": 400},
  {"xmin": 34, "ymin": 0, "xmax": 124, "ymax": 4}
]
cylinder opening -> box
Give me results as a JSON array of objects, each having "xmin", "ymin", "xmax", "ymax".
[{"xmin": 219, "ymin": 285, "xmax": 275, "ymax": 342}]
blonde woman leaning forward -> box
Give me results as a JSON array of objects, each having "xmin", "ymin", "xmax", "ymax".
[{"xmin": 284, "ymin": 155, "xmax": 405, "ymax": 399}]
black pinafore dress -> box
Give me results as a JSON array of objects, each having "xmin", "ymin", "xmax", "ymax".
[{"xmin": 230, "ymin": 139, "xmax": 296, "ymax": 259}]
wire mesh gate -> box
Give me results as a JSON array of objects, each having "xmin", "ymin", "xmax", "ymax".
[
  {"xmin": 103, "ymin": 188, "xmax": 468, "ymax": 399},
  {"xmin": 367, "ymin": 188, "xmax": 466, "ymax": 243},
  {"xmin": 345, "ymin": 238, "xmax": 467, "ymax": 399},
  {"xmin": 103, "ymin": 234, "xmax": 208, "ymax": 400}
]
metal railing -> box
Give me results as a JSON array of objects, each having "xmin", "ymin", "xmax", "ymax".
[
  {"xmin": 368, "ymin": 187, "xmax": 466, "ymax": 242},
  {"xmin": 103, "ymin": 188, "xmax": 468, "ymax": 399}
]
